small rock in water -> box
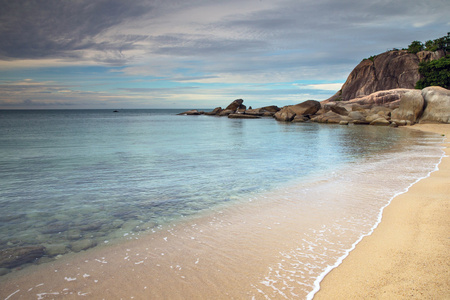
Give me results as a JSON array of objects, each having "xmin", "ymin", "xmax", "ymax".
[
  {"xmin": 0, "ymin": 245, "xmax": 46, "ymax": 268},
  {"xmin": 70, "ymin": 239, "xmax": 97, "ymax": 253}
]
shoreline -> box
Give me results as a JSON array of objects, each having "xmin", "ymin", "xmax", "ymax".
[
  {"xmin": 0, "ymin": 123, "xmax": 447, "ymax": 299},
  {"xmin": 313, "ymin": 123, "xmax": 450, "ymax": 299}
]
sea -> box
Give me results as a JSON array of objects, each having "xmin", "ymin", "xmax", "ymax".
[{"xmin": 0, "ymin": 109, "xmax": 445, "ymax": 299}]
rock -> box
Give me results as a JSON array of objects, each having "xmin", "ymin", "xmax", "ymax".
[
  {"xmin": 345, "ymin": 89, "xmax": 412, "ymax": 108},
  {"xmin": 351, "ymin": 104, "xmax": 366, "ymax": 112},
  {"xmin": 311, "ymin": 111, "xmax": 346, "ymax": 123},
  {"xmin": 274, "ymin": 108, "xmax": 296, "ymax": 122},
  {"xmin": 274, "ymin": 100, "xmax": 321, "ymax": 122},
  {"xmin": 243, "ymin": 108, "xmax": 263, "ymax": 116},
  {"xmin": 177, "ymin": 110, "xmax": 202, "ymax": 115},
  {"xmin": 391, "ymin": 90, "xmax": 424, "ymax": 123},
  {"xmin": 260, "ymin": 105, "xmax": 280, "ymax": 113},
  {"xmin": 348, "ymin": 111, "xmax": 367, "ymax": 121},
  {"xmin": 289, "ymin": 100, "xmax": 321, "ymax": 116},
  {"xmin": 228, "ymin": 114, "xmax": 260, "ymax": 119},
  {"xmin": 45, "ymin": 243, "xmax": 69, "ymax": 257},
  {"xmin": 366, "ymin": 114, "xmax": 382, "ymax": 123},
  {"xmin": 0, "ymin": 246, "xmax": 46, "ymax": 268},
  {"xmin": 70, "ymin": 239, "xmax": 97, "ymax": 253},
  {"xmin": 205, "ymin": 107, "xmax": 223, "ymax": 116},
  {"xmin": 330, "ymin": 105, "xmax": 349, "ymax": 116},
  {"xmin": 370, "ymin": 117, "xmax": 390, "ymax": 126},
  {"xmin": 218, "ymin": 109, "xmax": 234, "ymax": 116},
  {"xmin": 292, "ymin": 115, "xmax": 309, "ymax": 122},
  {"xmin": 339, "ymin": 121, "xmax": 349, "ymax": 125},
  {"xmin": 325, "ymin": 50, "xmax": 445, "ymax": 102},
  {"xmin": 225, "ymin": 99, "xmax": 244, "ymax": 111},
  {"xmin": 420, "ymin": 87, "xmax": 450, "ymax": 123},
  {"xmin": 42, "ymin": 222, "xmax": 68, "ymax": 234}
]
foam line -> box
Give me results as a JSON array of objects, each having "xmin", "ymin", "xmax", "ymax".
[{"xmin": 306, "ymin": 145, "xmax": 445, "ymax": 300}]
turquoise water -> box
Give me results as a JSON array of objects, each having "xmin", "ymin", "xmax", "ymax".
[{"xmin": 0, "ymin": 109, "xmax": 443, "ymax": 274}]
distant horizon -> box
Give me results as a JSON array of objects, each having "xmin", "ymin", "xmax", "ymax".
[{"xmin": 1, "ymin": 1, "xmax": 448, "ymax": 109}]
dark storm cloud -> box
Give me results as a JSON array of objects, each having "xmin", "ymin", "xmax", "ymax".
[{"xmin": 0, "ymin": 0, "xmax": 150, "ymax": 61}]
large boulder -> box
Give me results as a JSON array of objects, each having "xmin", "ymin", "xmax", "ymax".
[
  {"xmin": 420, "ymin": 87, "xmax": 450, "ymax": 123},
  {"xmin": 288, "ymin": 100, "xmax": 321, "ymax": 116},
  {"xmin": 391, "ymin": 90, "xmax": 424, "ymax": 124},
  {"xmin": 274, "ymin": 108, "xmax": 296, "ymax": 122},
  {"xmin": 225, "ymin": 99, "xmax": 245, "ymax": 111},
  {"xmin": 0, "ymin": 246, "xmax": 46, "ymax": 268},
  {"xmin": 274, "ymin": 100, "xmax": 321, "ymax": 122},
  {"xmin": 205, "ymin": 107, "xmax": 223, "ymax": 115}
]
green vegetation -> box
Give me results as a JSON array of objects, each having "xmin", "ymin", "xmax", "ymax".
[
  {"xmin": 415, "ymin": 55, "xmax": 450, "ymax": 89},
  {"xmin": 407, "ymin": 32, "xmax": 450, "ymax": 54}
]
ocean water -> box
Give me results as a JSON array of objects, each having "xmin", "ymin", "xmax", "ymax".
[{"xmin": 0, "ymin": 109, "xmax": 444, "ymax": 298}]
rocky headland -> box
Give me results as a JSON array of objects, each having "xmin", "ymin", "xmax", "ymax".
[{"xmin": 179, "ymin": 48, "xmax": 450, "ymax": 125}]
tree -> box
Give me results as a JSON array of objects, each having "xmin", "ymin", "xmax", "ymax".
[
  {"xmin": 415, "ymin": 56, "xmax": 450, "ymax": 89},
  {"xmin": 407, "ymin": 40, "xmax": 424, "ymax": 54}
]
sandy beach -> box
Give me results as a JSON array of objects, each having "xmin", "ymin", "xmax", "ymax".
[{"xmin": 314, "ymin": 123, "xmax": 450, "ymax": 299}]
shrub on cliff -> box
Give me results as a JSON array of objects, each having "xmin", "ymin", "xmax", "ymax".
[{"xmin": 415, "ymin": 55, "xmax": 450, "ymax": 89}]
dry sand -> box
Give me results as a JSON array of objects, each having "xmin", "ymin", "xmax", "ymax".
[{"xmin": 314, "ymin": 124, "xmax": 450, "ymax": 299}]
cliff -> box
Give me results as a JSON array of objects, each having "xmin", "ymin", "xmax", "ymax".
[{"xmin": 327, "ymin": 49, "xmax": 446, "ymax": 102}]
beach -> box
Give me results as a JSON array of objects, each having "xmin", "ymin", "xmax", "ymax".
[{"xmin": 314, "ymin": 123, "xmax": 450, "ymax": 299}]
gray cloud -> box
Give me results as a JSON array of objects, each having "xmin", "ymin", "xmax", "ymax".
[{"xmin": 0, "ymin": 0, "xmax": 151, "ymax": 62}]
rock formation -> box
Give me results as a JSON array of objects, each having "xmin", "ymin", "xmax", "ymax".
[{"xmin": 327, "ymin": 50, "xmax": 446, "ymax": 102}]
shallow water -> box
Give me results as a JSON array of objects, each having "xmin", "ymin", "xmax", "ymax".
[{"xmin": 0, "ymin": 110, "xmax": 444, "ymax": 298}]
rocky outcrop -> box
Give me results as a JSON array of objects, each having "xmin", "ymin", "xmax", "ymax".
[
  {"xmin": 327, "ymin": 50, "xmax": 446, "ymax": 102},
  {"xmin": 0, "ymin": 246, "xmax": 46, "ymax": 268},
  {"xmin": 420, "ymin": 86, "xmax": 450, "ymax": 123},
  {"xmin": 274, "ymin": 100, "xmax": 321, "ymax": 122},
  {"xmin": 225, "ymin": 99, "xmax": 246, "ymax": 111}
]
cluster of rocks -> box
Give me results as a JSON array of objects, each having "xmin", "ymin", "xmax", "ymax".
[
  {"xmin": 179, "ymin": 86, "xmax": 450, "ymax": 126},
  {"xmin": 178, "ymin": 99, "xmax": 281, "ymax": 119}
]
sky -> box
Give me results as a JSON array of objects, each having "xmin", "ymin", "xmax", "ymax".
[{"xmin": 0, "ymin": 0, "xmax": 448, "ymax": 109}]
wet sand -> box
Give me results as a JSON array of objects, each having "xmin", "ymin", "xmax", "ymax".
[{"xmin": 314, "ymin": 124, "xmax": 450, "ymax": 299}]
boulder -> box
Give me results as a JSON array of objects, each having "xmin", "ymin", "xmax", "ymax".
[
  {"xmin": 0, "ymin": 246, "xmax": 46, "ymax": 268},
  {"xmin": 391, "ymin": 90, "xmax": 424, "ymax": 123},
  {"xmin": 260, "ymin": 105, "xmax": 280, "ymax": 113},
  {"xmin": 330, "ymin": 105, "xmax": 349, "ymax": 116},
  {"xmin": 205, "ymin": 107, "xmax": 223, "ymax": 115},
  {"xmin": 311, "ymin": 111, "xmax": 346, "ymax": 124},
  {"xmin": 288, "ymin": 100, "xmax": 321, "ymax": 116},
  {"xmin": 420, "ymin": 87, "xmax": 450, "ymax": 123},
  {"xmin": 274, "ymin": 109, "xmax": 296, "ymax": 122},
  {"xmin": 225, "ymin": 99, "xmax": 244, "ymax": 111},
  {"xmin": 370, "ymin": 117, "xmax": 390, "ymax": 126}
]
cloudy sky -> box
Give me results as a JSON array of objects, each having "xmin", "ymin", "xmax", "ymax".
[{"xmin": 0, "ymin": 0, "xmax": 448, "ymax": 109}]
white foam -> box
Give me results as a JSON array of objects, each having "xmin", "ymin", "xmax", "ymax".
[
  {"xmin": 306, "ymin": 146, "xmax": 445, "ymax": 300},
  {"xmin": 5, "ymin": 289, "xmax": 20, "ymax": 300}
]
